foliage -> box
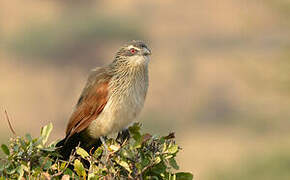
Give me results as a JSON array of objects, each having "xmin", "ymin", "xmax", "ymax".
[
  {"xmin": 6, "ymin": 15, "xmax": 144, "ymax": 61},
  {"xmin": 208, "ymin": 150, "xmax": 290, "ymax": 180},
  {"xmin": 0, "ymin": 123, "xmax": 193, "ymax": 179}
]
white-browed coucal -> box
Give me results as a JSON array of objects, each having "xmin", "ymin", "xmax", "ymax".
[{"xmin": 57, "ymin": 40, "xmax": 151, "ymax": 159}]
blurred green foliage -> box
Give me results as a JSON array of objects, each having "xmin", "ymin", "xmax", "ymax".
[
  {"xmin": 0, "ymin": 123, "xmax": 192, "ymax": 179},
  {"xmin": 266, "ymin": 0, "xmax": 290, "ymax": 20},
  {"xmin": 208, "ymin": 151, "xmax": 290, "ymax": 180},
  {"xmin": 6, "ymin": 15, "xmax": 144, "ymax": 62}
]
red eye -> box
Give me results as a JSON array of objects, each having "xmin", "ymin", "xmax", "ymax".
[{"xmin": 130, "ymin": 48, "xmax": 136, "ymax": 54}]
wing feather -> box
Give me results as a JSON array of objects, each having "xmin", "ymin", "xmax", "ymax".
[{"xmin": 65, "ymin": 68, "xmax": 111, "ymax": 139}]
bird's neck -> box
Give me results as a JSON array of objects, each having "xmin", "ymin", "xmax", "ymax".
[
  {"xmin": 108, "ymin": 57, "xmax": 149, "ymax": 98},
  {"xmin": 109, "ymin": 56, "xmax": 149, "ymax": 78}
]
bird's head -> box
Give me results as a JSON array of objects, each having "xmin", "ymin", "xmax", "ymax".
[{"xmin": 114, "ymin": 40, "xmax": 151, "ymax": 66}]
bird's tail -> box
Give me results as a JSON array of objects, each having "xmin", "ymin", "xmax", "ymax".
[
  {"xmin": 56, "ymin": 134, "xmax": 102, "ymax": 160},
  {"xmin": 56, "ymin": 134, "xmax": 83, "ymax": 160}
]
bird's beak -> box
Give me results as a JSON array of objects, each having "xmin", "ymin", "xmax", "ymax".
[{"xmin": 142, "ymin": 48, "xmax": 151, "ymax": 56}]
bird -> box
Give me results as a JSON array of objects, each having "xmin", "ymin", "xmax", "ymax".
[{"xmin": 56, "ymin": 40, "xmax": 151, "ymax": 159}]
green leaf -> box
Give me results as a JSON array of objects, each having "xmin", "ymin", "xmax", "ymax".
[
  {"xmin": 74, "ymin": 159, "xmax": 86, "ymax": 177},
  {"xmin": 0, "ymin": 122, "xmax": 190, "ymax": 179},
  {"xmin": 169, "ymin": 158, "xmax": 179, "ymax": 170},
  {"xmin": 129, "ymin": 123, "xmax": 142, "ymax": 143},
  {"xmin": 20, "ymin": 138, "xmax": 27, "ymax": 147},
  {"xmin": 39, "ymin": 157, "xmax": 52, "ymax": 170},
  {"xmin": 64, "ymin": 168, "xmax": 75, "ymax": 176},
  {"xmin": 40, "ymin": 123, "xmax": 53, "ymax": 145},
  {"xmin": 6, "ymin": 163, "xmax": 16, "ymax": 175},
  {"xmin": 133, "ymin": 136, "xmax": 142, "ymax": 148},
  {"xmin": 141, "ymin": 156, "xmax": 150, "ymax": 168},
  {"xmin": 169, "ymin": 173, "xmax": 176, "ymax": 180},
  {"xmin": 21, "ymin": 164, "xmax": 29, "ymax": 172},
  {"xmin": 135, "ymin": 162, "xmax": 142, "ymax": 172},
  {"xmin": 25, "ymin": 133, "xmax": 32, "ymax": 142},
  {"xmin": 1, "ymin": 144, "xmax": 10, "ymax": 155},
  {"xmin": 120, "ymin": 148, "xmax": 133, "ymax": 159},
  {"xmin": 27, "ymin": 141, "xmax": 33, "ymax": 155},
  {"xmin": 76, "ymin": 147, "xmax": 89, "ymax": 159},
  {"xmin": 0, "ymin": 163, "xmax": 4, "ymax": 172},
  {"xmin": 12, "ymin": 143, "xmax": 19, "ymax": 152},
  {"xmin": 40, "ymin": 147, "xmax": 56, "ymax": 152},
  {"xmin": 88, "ymin": 172, "xmax": 98, "ymax": 180},
  {"xmin": 16, "ymin": 165, "xmax": 24, "ymax": 180},
  {"xmin": 108, "ymin": 144, "xmax": 120, "ymax": 152},
  {"xmin": 116, "ymin": 159, "xmax": 132, "ymax": 173},
  {"xmin": 33, "ymin": 137, "xmax": 43, "ymax": 146},
  {"xmin": 154, "ymin": 156, "xmax": 162, "ymax": 164},
  {"xmin": 151, "ymin": 161, "xmax": 167, "ymax": 175},
  {"xmin": 93, "ymin": 147, "xmax": 103, "ymax": 158},
  {"xmin": 59, "ymin": 162, "xmax": 66, "ymax": 171},
  {"xmin": 162, "ymin": 142, "xmax": 167, "ymax": 153},
  {"xmin": 118, "ymin": 161, "xmax": 132, "ymax": 173},
  {"xmin": 129, "ymin": 122, "xmax": 141, "ymax": 134},
  {"xmin": 88, "ymin": 165, "xmax": 99, "ymax": 180},
  {"xmin": 168, "ymin": 144, "xmax": 179, "ymax": 154},
  {"xmin": 165, "ymin": 155, "xmax": 174, "ymax": 159},
  {"xmin": 175, "ymin": 172, "xmax": 193, "ymax": 180}
]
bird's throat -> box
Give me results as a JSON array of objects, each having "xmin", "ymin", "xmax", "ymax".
[{"xmin": 85, "ymin": 62, "xmax": 149, "ymax": 139}]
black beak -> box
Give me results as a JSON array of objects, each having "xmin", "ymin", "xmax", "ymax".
[{"xmin": 142, "ymin": 48, "xmax": 151, "ymax": 56}]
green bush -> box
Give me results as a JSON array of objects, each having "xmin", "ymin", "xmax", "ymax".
[
  {"xmin": 6, "ymin": 15, "xmax": 144, "ymax": 61},
  {"xmin": 208, "ymin": 150, "xmax": 290, "ymax": 180},
  {"xmin": 0, "ymin": 123, "xmax": 193, "ymax": 179}
]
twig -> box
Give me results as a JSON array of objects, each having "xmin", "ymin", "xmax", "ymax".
[
  {"xmin": 51, "ymin": 160, "xmax": 71, "ymax": 178},
  {"xmin": 51, "ymin": 151, "xmax": 76, "ymax": 178},
  {"xmin": 4, "ymin": 110, "xmax": 16, "ymax": 136},
  {"xmin": 40, "ymin": 156, "xmax": 50, "ymax": 170}
]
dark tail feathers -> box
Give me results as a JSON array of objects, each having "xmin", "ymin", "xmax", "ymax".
[{"xmin": 56, "ymin": 134, "xmax": 102, "ymax": 160}]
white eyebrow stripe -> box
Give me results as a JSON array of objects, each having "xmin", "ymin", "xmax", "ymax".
[{"xmin": 127, "ymin": 45, "xmax": 141, "ymax": 51}]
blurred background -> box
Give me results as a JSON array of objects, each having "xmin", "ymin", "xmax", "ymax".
[{"xmin": 1, "ymin": 0, "xmax": 290, "ymax": 179}]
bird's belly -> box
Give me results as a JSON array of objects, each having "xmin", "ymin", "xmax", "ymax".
[{"xmin": 86, "ymin": 94, "xmax": 144, "ymax": 139}]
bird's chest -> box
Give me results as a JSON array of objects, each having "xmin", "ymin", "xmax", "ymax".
[
  {"xmin": 107, "ymin": 76, "xmax": 148, "ymax": 128},
  {"xmin": 112, "ymin": 84, "xmax": 146, "ymax": 121},
  {"xmin": 86, "ymin": 74, "xmax": 148, "ymax": 138}
]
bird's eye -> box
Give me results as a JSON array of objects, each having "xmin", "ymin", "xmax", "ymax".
[{"xmin": 130, "ymin": 48, "xmax": 136, "ymax": 54}]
